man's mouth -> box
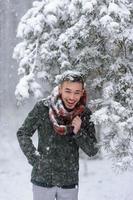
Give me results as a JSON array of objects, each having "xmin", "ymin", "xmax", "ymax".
[{"xmin": 66, "ymin": 100, "xmax": 76, "ymax": 106}]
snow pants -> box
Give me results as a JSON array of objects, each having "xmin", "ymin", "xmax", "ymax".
[{"xmin": 32, "ymin": 184, "xmax": 78, "ymax": 200}]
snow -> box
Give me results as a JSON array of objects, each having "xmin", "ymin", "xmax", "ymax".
[
  {"xmin": 45, "ymin": 14, "xmax": 58, "ymax": 27},
  {"xmin": 37, "ymin": 71, "xmax": 50, "ymax": 80},
  {"xmin": 91, "ymin": 107, "xmax": 108, "ymax": 125},
  {"xmin": 7, "ymin": 0, "xmax": 133, "ymax": 198},
  {"xmin": 44, "ymin": 0, "xmax": 58, "ymax": 15},
  {"xmin": 55, "ymin": 70, "xmax": 84, "ymax": 84},
  {"xmin": 108, "ymin": 3, "xmax": 120, "ymax": 15},
  {"xmin": 99, "ymin": 15, "xmax": 113, "ymax": 27},
  {"xmin": 0, "ymin": 109, "xmax": 133, "ymax": 200},
  {"xmin": 1, "ymin": 140, "xmax": 133, "ymax": 200},
  {"xmin": 108, "ymin": 2, "xmax": 130, "ymax": 19},
  {"xmin": 13, "ymin": 42, "xmax": 27, "ymax": 60},
  {"xmin": 99, "ymin": 5, "xmax": 107, "ymax": 16},
  {"xmin": 15, "ymin": 73, "xmax": 43, "ymax": 102},
  {"xmin": 103, "ymin": 82, "xmax": 114, "ymax": 100},
  {"xmin": 15, "ymin": 77, "xmax": 30, "ymax": 99},
  {"xmin": 30, "ymin": 81, "xmax": 43, "ymax": 99},
  {"xmin": 82, "ymin": 2, "xmax": 94, "ymax": 13},
  {"xmin": 79, "ymin": 159, "xmax": 133, "ymax": 200}
]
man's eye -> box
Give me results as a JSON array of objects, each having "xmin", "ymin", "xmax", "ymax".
[{"xmin": 65, "ymin": 91, "xmax": 71, "ymax": 93}]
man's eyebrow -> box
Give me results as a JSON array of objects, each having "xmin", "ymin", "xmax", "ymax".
[{"xmin": 65, "ymin": 88, "xmax": 82, "ymax": 92}]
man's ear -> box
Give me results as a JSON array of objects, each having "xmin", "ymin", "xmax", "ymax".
[{"xmin": 81, "ymin": 89, "xmax": 85, "ymax": 96}]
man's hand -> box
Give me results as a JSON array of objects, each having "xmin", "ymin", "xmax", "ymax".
[{"xmin": 72, "ymin": 116, "xmax": 82, "ymax": 134}]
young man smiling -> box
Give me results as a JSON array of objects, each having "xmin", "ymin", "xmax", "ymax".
[{"xmin": 17, "ymin": 71, "xmax": 98, "ymax": 200}]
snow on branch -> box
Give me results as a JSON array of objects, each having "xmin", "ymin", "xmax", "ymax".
[{"xmin": 13, "ymin": 0, "xmax": 133, "ymax": 170}]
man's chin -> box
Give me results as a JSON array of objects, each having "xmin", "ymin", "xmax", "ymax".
[
  {"xmin": 65, "ymin": 103, "xmax": 76, "ymax": 109},
  {"xmin": 67, "ymin": 106, "xmax": 74, "ymax": 109}
]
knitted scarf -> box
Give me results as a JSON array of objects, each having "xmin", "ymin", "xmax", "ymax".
[{"xmin": 47, "ymin": 86, "xmax": 87, "ymax": 135}]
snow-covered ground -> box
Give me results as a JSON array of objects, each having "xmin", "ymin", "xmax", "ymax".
[
  {"xmin": 79, "ymin": 159, "xmax": 133, "ymax": 200},
  {"xmin": 1, "ymin": 136, "xmax": 133, "ymax": 200},
  {"xmin": 0, "ymin": 107, "xmax": 133, "ymax": 200}
]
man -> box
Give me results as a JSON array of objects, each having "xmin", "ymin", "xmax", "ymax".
[{"xmin": 17, "ymin": 70, "xmax": 98, "ymax": 200}]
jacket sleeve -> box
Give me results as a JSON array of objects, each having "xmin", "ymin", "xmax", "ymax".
[
  {"xmin": 16, "ymin": 102, "xmax": 41, "ymax": 166},
  {"xmin": 73, "ymin": 108, "xmax": 99, "ymax": 157}
]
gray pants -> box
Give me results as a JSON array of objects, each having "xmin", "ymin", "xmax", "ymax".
[{"xmin": 33, "ymin": 184, "xmax": 78, "ymax": 200}]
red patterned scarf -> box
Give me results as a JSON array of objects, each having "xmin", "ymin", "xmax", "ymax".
[{"xmin": 48, "ymin": 86, "xmax": 87, "ymax": 135}]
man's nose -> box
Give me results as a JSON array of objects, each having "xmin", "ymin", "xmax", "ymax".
[{"xmin": 69, "ymin": 93, "xmax": 75, "ymax": 100}]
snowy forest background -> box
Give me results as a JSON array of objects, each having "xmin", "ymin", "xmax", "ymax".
[
  {"xmin": 0, "ymin": 1, "xmax": 36, "ymax": 120},
  {"xmin": 0, "ymin": 0, "xmax": 133, "ymax": 200}
]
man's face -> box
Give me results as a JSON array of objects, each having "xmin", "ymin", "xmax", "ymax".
[{"xmin": 59, "ymin": 81, "xmax": 84, "ymax": 109}]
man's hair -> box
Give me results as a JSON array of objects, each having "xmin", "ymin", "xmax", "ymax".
[{"xmin": 55, "ymin": 70, "xmax": 85, "ymax": 87}]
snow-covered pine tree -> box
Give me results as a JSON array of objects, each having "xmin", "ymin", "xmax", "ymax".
[{"xmin": 13, "ymin": 0, "xmax": 133, "ymax": 170}]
